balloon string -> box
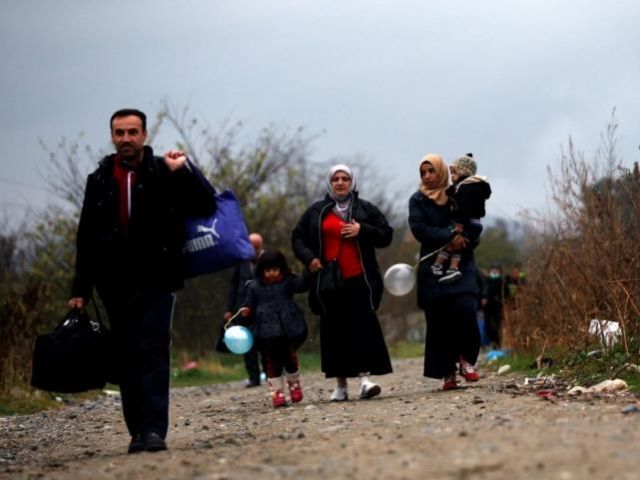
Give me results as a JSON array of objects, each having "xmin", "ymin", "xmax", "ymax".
[
  {"xmin": 414, "ymin": 233, "xmax": 462, "ymax": 269},
  {"xmin": 224, "ymin": 308, "xmax": 244, "ymax": 330}
]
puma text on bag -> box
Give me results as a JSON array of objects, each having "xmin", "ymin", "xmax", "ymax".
[{"xmin": 183, "ymin": 162, "xmax": 255, "ymax": 278}]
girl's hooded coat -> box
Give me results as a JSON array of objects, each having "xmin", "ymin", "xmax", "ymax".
[{"xmin": 244, "ymin": 251, "xmax": 310, "ymax": 349}]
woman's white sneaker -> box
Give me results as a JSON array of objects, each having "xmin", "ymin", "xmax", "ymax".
[
  {"xmin": 330, "ymin": 387, "xmax": 349, "ymax": 402},
  {"xmin": 359, "ymin": 381, "xmax": 381, "ymax": 399}
]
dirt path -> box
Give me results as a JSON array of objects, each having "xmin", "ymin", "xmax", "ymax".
[{"xmin": 2, "ymin": 357, "xmax": 640, "ymax": 480}]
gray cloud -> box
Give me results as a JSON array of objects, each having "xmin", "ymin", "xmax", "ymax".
[{"xmin": 1, "ymin": 0, "xmax": 638, "ymax": 218}]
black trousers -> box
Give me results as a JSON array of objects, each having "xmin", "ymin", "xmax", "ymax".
[
  {"xmin": 98, "ymin": 287, "xmax": 175, "ymax": 439},
  {"xmin": 423, "ymin": 293, "xmax": 480, "ymax": 379},
  {"xmin": 243, "ymin": 344, "xmax": 266, "ymax": 384},
  {"xmin": 483, "ymin": 303, "xmax": 503, "ymax": 347}
]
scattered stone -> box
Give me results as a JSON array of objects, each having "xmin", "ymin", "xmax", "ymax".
[
  {"xmin": 497, "ymin": 365, "xmax": 511, "ymax": 375},
  {"xmin": 621, "ymin": 404, "xmax": 640, "ymax": 414}
]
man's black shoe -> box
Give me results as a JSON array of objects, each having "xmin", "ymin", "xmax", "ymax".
[
  {"xmin": 143, "ymin": 432, "xmax": 167, "ymax": 452},
  {"xmin": 128, "ymin": 434, "xmax": 144, "ymax": 454}
]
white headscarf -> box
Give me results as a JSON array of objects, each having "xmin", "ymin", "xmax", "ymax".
[{"xmin": 327, "ymin": 164, "xmax": 357, "ymax": 220}]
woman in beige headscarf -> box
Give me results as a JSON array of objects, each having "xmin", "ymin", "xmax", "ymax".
[{"xmin": 408, "ymin": 154, "xmax": 481, "ymax": 390}]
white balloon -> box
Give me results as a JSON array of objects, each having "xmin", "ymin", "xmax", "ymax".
[{"xmin": 383, "ymin": 263, "xmax": 416, "ymax": 296}]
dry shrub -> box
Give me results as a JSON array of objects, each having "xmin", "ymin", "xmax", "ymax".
[
  {"xmin": 510, "ymin": 117, "xmax": 640, "ymax": 355},
  {"xmin": 0, "ymin": 280, "xmax": 49, "ymax": 394}
]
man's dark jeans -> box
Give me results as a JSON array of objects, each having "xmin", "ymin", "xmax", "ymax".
[{"xmin": 99, "ymin": 288, "xmax": 175, "ymax": 439}]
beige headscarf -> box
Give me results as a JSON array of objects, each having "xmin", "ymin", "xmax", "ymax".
[{"xmin": 419, "ymin": 153, "xmax": 450, "ymax": 206}]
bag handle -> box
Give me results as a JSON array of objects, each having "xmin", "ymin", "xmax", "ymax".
[{"xmin": 186, "ymin": 158, "xmax": 217, "ymax": 196}]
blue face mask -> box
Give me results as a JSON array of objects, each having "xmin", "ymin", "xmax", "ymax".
[{"xmin": 489, "ymin": 272, "xmax": 501, "ymax": 279}]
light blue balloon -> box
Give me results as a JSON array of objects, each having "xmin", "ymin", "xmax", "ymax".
[{"xmin": 224, "ymin": 325, "xmax": 254, "ymax": 355}]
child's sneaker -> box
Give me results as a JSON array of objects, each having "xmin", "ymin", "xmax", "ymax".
[
  {"xmin": 431, "ymin": 264, "xmax": 444, "ymax": 276},
  {"xmin": 330, "ymin": 387, "xmax": 348, "ymax": 402},
  {"xmin": 439, "ymin": 268, "xmax": 462, "ymax": 284},
  {"xmin": 288, "ymin": 380, "xmax": 304, "ymax": 403},
  {"xmin": 271, "ymin": 390, "xmax": 287, "ymax": 408},
  {"xmin": 285, "ymin": 370, "xmax": 303, "ymax": 403},
  {"xmin": 459, "ymin": 357, "xmax": 480, "ymax": 382},
  {"xmin": 442, "ymin": 373, "xmax": 458, "ymax": 391}
]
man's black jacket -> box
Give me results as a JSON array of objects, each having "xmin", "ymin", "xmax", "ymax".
[{"xmin": 71, "ymin": 146, "xmax": 216, "ymax": 299}]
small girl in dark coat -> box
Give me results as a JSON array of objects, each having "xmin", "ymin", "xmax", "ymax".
[
  {"xmin": 432, "ymin": 153, "xmax": 491, "ymax": 284},
  {"xmin": 240, "ymin": 250, "xmax": 309, "ymax": 408}
]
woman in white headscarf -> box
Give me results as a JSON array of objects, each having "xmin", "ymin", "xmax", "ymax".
[{"xmin": 292, "ymin": 164, "xmax": 393, "ymax": 401}]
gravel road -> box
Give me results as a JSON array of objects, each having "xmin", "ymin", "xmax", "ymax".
[{"xmin": 2, "ymin": 357, "xmax": 640, "ymax": 480}]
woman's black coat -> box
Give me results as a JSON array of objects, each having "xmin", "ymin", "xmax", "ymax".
[
  {"xmin": 291, "ymin": 193, "xmax": 393, "ymax": 314},
  {"xmin": 408, "ymin": 190, "xmax": 479, "ymax": 308}
]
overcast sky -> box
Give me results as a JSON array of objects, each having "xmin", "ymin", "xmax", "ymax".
[{"xmin": 1, "ymin": 0, "xmax": 639, "ymax": 223}]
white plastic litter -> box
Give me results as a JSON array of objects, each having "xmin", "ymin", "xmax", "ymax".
[
  {"xmin": 588, "ymin": 378, "xmax": 628, "ymax": 393},
  {"xmin": 588, "ymin": 319, "xmax": 621, "ymax": 348}
]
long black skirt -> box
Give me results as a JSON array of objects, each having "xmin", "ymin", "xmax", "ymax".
[
  {"xmin": 320, "ymin": 275, "xmax": 392, "ymax": 378},
  {"xmin": 423, "ymin": 293, "xmax": 480, "ymax": 379}
]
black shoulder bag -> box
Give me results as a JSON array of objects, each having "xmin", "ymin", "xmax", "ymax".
[
  {"xmin": 31, "ymin": 300, "xmax": 114, "ymax": 393},
  {"xmin": 318, "ymin": 238, "xmax": 345, "ymax": 294}
]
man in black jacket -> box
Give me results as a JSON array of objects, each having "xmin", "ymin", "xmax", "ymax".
[{"xmin": 68, "ymin": 108, "xmax": 216, "ymax": 454}]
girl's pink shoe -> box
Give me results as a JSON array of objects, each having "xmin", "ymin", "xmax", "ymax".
[
  {"xmin": 271, "ymin": 390, "xmax": 287, "ymax": 408},
  {"xmin": 288, "ymin": 380, "xmax": 303, "ymax": 403}
]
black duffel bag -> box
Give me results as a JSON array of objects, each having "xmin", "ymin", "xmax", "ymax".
[{"xmin": 31, "ymin": 306, "xmax": 113, "ymax": 393}]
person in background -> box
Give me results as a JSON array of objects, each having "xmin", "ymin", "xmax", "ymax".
[
  {"xmin": 408, "ymin": 153, "xmax": 481, "ymax": 391},
  {"xmin": 223, "ymin": 233, "xmax": 266, "ymax": 387},
  {"xmin": 240, "ymin": 250, "xmax": 310, "ymax": 408},
  {"xmin": 506, "ymin": 263, "xmax": 527, "ymax": 302},
  {"xmin": 68, "ymin": 108, "xmax": 216, "ymax": 453},
  {"xmin": 292, "ymin": 164, "xmax": 393, "ymax": 401},
  {"xmin": 481, "ymin": 263, "xmax": 510, "ymax": 348}
]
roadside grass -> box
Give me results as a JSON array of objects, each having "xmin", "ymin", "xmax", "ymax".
[
  {"xmin": 0, "ymin": 389, "xmax": 107, "ymax": 416},
  {"xmin": 389, "ymin": 340, "xmax": 424, "ymax": 359},
  {"xmin": 0, "ymin": 394, "xmax": 61, "ymax": 416},
  {"xmin": 484, "ymin": 341, "xmax": 640, "ymax": 393},
  {"xmin": 171, "ymin": 342, "xmax": 425, "ymax": 388},
  {"xmin": 483, "ymin": 350, "xmax": 540, "ymax": 378},
  {"xmin": 558, "ymin": 342, "xmax": 640, "ymax": 392}
]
